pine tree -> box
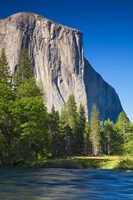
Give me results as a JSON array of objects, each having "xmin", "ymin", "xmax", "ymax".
[
  {"xmin": 0, "ymin": 49, "xmax": 11, "ymax": 85},
  {"xmin": 90, "ymin": 104, "xmax": 101, "ymax": 156},
  {"xmin": 65, "ymin": 94, "xmax": 78, "ymax": 155},
  {"xmin": 0, "ymin": 77, "xmax": 15, "ymax": 165},
  {"xmin": 76, "ymin": 103, "xmax": 86, "ymax": 155},
  {"xmin": 14, "ymin": 48, "xmax": 33, "ymax": 86},
  {"xmin": 49, "ymin": 105, "xmax": 61, "ymax": 158},
  {"xmin": 83, "ymin": 122, "xmax": 91, "ymax": 155},
  {"xmin": 123, "ymin": 122, "xmax": 133, "ymax": 155},
  {"xmin": 0, "ymin": 50, "xmax": 15, "ymax": 165},
  {"xmin": 60, "ymin": 108, "xmax": 73, "ymax": 156},
  {"xmin": 102, "ymin": 118, "xmax": 115, "ymax": 155},
  {"xmin": 116, "ymin": 111, "xmax": 129, "ymax": 144},
  {"xmin": 66, "ymin": 94, "xmax": 78, "ymax": 130}
]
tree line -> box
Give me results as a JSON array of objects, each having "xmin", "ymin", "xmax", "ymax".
[{"xmin": 0, "ymin": 48, "xmax": 133, "ymax": 166}]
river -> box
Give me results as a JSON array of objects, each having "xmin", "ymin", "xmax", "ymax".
[{"xmin": 0, "ymin": 168, "xmax": 133, "ymax": 199}]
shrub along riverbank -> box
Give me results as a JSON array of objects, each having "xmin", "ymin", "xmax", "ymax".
[{"xmin": 31, "ymin": 156, "xmax": 133, "ymax": 169}]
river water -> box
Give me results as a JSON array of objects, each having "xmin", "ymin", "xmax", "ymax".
[{"xmin": 0, "ymin": 168, "xmax": 133, "ymax": 199}]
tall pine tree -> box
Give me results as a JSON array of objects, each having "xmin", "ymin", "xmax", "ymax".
[
  {"xmin": 65, "ymin": 94, "xmax": 78, "ymax": 155},
  {"xmin": 14, "ymin": 48, "xmax": 33, "ymax": 86},
  {"xmin": 116, "ymin": 111, "xmax": 129, "ymax": 144},
  {"xmin": 0, "ymin": 49, "xmax": 15, "ymax": 165},
  {"xmin": 76, "ymin": 103, "xmax": 86, "ymax": 155},
  {"xmin": 0, "ymin": 48, "xmax": 11, "ymax": 85},
  {"xmin": 90, "ymin": 104, "xmax": 101, "ymax": 156},
  {"xmin": 49, "ymin": 105, "xmax": 61, "ymax": 158}
]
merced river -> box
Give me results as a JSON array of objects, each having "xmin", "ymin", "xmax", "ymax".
[{"xmin": 0, "ymin": 168, "xmax": 133, "ymax": 199}]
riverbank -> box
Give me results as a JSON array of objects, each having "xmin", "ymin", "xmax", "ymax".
[{"xmin": 31, "ymin": 156, "xmax": 133, "ymax": 169}]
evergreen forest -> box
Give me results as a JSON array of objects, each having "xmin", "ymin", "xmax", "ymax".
[{"xmin": 0, "ymin": 48, "xmax": 133, "ymax": 166}]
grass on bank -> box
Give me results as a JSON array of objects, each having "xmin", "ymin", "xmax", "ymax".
[{"xmin": 31, "ymin": 156, "xmax": 133, "ymax": 169}]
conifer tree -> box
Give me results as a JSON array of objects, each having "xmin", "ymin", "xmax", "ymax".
[
  {"xmin": 124, "ymin": 122, "xmax": 133, "ymax": 155},
  {"xmin": 116, "ymin": 111, "xmax": 129, "ymax": 144},
  {"xmin": 90, "ymin": 104, "xmax": 101, "ymax": 156},
  {"xmin": 84, "ymin": 122, "xmax": 91, "ymax": 155},
  {"xmin": 102, "ymin": 118, "xmax": 115, "ymax": 155},
  {"xmin": 65, "ymin": 94, "xmax": 78, "ymax": 155},
  {"xmin": 14, "ymin": 48, "xmax": 33, "ymax": 86},
  {"xmin": 60, "ymin": 108, "xmax": 73, "ymax": 156},
  {"xmin": 0, "ymin": 48, "xmax": 11, "ymax": 85},
  {"xmin": 0, "ymin": 50, "xmax": 15, "ymax": 164},
  {"xmin": 10, "ymin": 93, "xmax": 49, "ymax": 163},
  {"xmin": 49, "ymin": 105, "xmax": 61, "ymax": 158},
  {"xmin": 116, "ymin": 112, "xmax": 133, "ymax": 155},
  {"xmin": 116, "ymin": 111, "xmax": 130, "ymax": 155},
  {"xmin": 66, "ymin": 94, "xmax": 78, "ymax": 130},
  {"xmin": 76, "ymin": 103, "xmax": 86, "ymax": 155}
]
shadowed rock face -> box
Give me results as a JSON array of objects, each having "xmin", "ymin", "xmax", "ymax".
[
  {"xmin": 84, "ymin": 59, "xmax": 123, "ymax": 122},
  {"xmin": 0, "ymin": 12, "xmax": 123, "ymax": 121}
]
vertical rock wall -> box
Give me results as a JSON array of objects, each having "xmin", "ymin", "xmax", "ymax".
[{"xmin": 0, "ymin": 12, "xmax": 123, "ymax": 121}]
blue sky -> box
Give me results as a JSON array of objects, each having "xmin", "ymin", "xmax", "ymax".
[{"xmin": 0, "ymin": 0, "xmax": 133, "ymax": 120}]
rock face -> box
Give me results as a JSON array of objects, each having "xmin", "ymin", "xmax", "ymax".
[
  {"xmin": 84, "ymin": 59, "xmax": 123, "ymax": 121},
  {"xmin": 0, "ymin": 12, "xmax": 123, "ymax": 121}
]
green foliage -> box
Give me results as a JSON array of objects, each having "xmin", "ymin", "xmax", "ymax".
[
  {"xmin": 16, "ymin": 78, "xmax": 43, "ymax": 98},
  {"xmin": 30, "ymin": 156, "xmax": 133, "ymax": 169},
  {"xmin": 0, "ymin": 48, "xmax": 49, "ymax": 165},
  {"xmin": 10, "ymin": 96, "xmax": 48, "ymax": 163},
  {"xmin": 0, "ymin": 49, "xmax": 11, "ymax": 85},
  {"xmin": 10, "ymin": 75, "xmax": 49, "ymax": 163},
  {"xmin": 0, "ymin": 50, "xmax": 15, "ymax": 164},
  {"xmin": 116, "ymin": 111, "xmax": 131, "ymax": 154},
  {"xmin": 101, "ymin": 118, "xmax": 123, "ymax": 155},
  {"xmin": 14, "ymin": 48, "xmax": 33, "ymax": 86},
  {"xmin": 76, "ymin": 104, "xmax": 86, "ymax": 155},
  {"xmin": 84, "ymin": 122, "xmax": 91, "ymax": 155},
  {"xmin": 115, "ymin": 157, "xmax": 133, "ymax": 169},
  {"xmin": 60, "ymin": 109, "xmax": 73, "ymax": 156},
  {"xmin": 0, "ymin": 49, "xmax": 133, "ymax": 166},
  {"xmin": 60, "ymin": 95, "xmax": 87, "ymax": 156},
  {"xmin": 61, "ymin": 94, "xmax": 78, "ymax": 155},
  {"xmin": 49, "ymin": 106, "xmax": 62, "ymax": 158},
  {"xmin": 102, "ymin": 118, "xmax": 114, "ymax": 155},
  {"xmin": 123, "ymin": 123, "xmax": 133, "ymax": 155},
  {"xmin": 90, "ymin": 104, "xmax": 101, "ymax": 156},
  {"xmin": 0, "ymin": 82, "xmax": 15, "ymax": 165},
  {"xmin": 65, "ymin": 94, "xmax": 78, "ymax": 130},
  {"xmin": 116, "ymin": 111, "xmax": 129, "ymax": 142}
]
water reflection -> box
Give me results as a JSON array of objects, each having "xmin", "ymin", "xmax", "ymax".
[{"xmin": 0, "ymin": 167, "xmax": 133, "ymax": 199}]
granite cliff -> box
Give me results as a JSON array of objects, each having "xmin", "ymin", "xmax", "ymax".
[{"xmin": 0, "ymin": 12, "xmax": 123, "ymax": 121}]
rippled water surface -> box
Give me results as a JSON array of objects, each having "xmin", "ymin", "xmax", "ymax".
[{"xmin": 0, "ymin": 167, "xmax": 133, "ymax": 199}]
